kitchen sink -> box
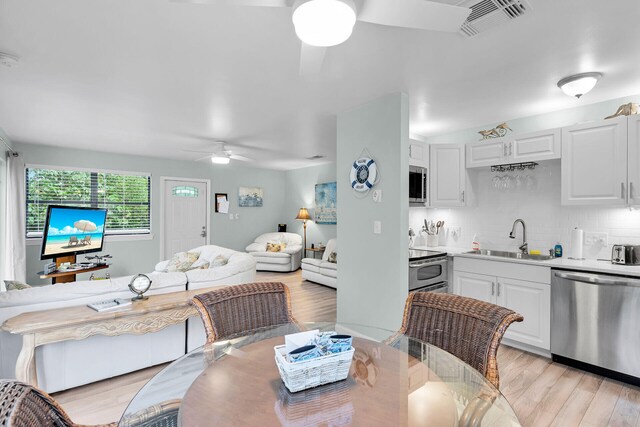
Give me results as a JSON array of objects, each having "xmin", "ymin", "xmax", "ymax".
[{"xmin": 466, "ymin": 249, "xmax": 553, "ymax": 261}]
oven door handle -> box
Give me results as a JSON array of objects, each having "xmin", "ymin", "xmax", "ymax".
[{"xmin": 409, "ymin": 259, "xmax": 446, "ymax": 268}]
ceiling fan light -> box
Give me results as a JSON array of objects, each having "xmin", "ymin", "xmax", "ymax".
[
  {"xmin": 292, "ymin": 0, "xmax": 357, "ymax": 47},
  {"xmin": 211, "ymin": 155, "xmax": 230, "ymax": 165},
  {"xmin": 557, "ymin": 72, "xmax": 603, "ymax": 98}
]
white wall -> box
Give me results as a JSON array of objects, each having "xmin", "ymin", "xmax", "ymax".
[
  {"xmin": 337, "ymin": 92, "xmax": 409, "ymax": 331},
  {"xmin": 412, "ymin": 94, "xmax": 640, "ymax": 259}
]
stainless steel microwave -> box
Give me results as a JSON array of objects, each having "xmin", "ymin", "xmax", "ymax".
[{"xmin": 409, "ymin": 165, "xmax": 427, "ymax": 206}]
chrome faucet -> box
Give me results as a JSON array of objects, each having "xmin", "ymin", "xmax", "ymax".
[{"xmin": 509, "ymin": 219, "xmax": 528, "ymax": 254}]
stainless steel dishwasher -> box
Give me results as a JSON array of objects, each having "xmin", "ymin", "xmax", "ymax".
[{"xmin": 551, "ymin": 269, "xmax": 640, "ymax": 385}]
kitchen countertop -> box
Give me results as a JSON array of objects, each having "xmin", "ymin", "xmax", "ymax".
[{"xmin": 411, "ymin": 245, "xmax": 640, "ymax": 277}]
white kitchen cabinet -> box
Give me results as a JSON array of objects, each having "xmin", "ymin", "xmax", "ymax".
[
  {"xmin": 496, "ymin": 277, "xmax": 550, "ymax": 350},
  {"xmin": 561, "ymin": 116, "xmax": 628, "ymax": 206},
  {"xmin": 429, "ymin": 143, "xmax": 466, "ymax": 207},
  {"xmin": 627, "ymin": 114, "xmax": 640, "ymax": 205},
  {"xmin": 452, "ymin": 271, "xmax": 494, "ymax": 303},
  {"xmin": 452, "ymin": 257, "xmax": 551, "ymax": 352},
  {"xmin": 409, "ymin": 139, "xmax": 429, "ymax": 168},
  {"xmin": 466, "ymin": 128, "xmax": 561, "ymax": 168},
  {"xmin": 466, "ymin": 139, "xmax": 507, "ymax": 168}
]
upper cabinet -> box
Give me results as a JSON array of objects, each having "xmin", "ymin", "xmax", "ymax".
[
  {"xmin": 430, "ymin": 143, "xmax": 466, "ymax": 207},
  {"xmin": 409, "ymin": 139, "xmax": 429, "ymax": 168},
  {"xmin": 627, "ymin": 115, "xmax": 640, "ymax": 205},
  {"xmin": 561, "ymin": 116, "xmax": 628, "ymax": 206},
  {"xmin": 466, "ymin": 128, "xmax": 561, "ymax": 168}
]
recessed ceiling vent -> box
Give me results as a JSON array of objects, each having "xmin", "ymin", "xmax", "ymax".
[{"xmin": 459, "ymin": 0, "xmax": 532, "ymax": 37}]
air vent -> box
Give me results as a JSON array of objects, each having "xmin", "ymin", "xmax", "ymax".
[
  {"xmin": 307, "ymin": 155, "xmax": 325, "ymax": 160},
  {"xmin": 459, "ymin": 0, "xmax": 532, "ymax": 37}
]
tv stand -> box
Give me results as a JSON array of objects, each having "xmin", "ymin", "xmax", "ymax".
[{"xmin": 38, "ymin": 255, "xmax": 110, "ymax": 284}]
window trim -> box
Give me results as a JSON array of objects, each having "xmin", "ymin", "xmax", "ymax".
[{"xmin": 25, "ymin": 163, "xmax": 153, "ymax": 238}]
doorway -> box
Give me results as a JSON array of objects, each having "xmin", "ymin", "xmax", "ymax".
[{"xmin": 160, "ymin": 177, "xmax": 210, "ymax": 260}]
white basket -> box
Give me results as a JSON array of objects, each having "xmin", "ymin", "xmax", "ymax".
[{"xmin": 274, "ymin": 345, "xmax": 355, "ymax": 393}]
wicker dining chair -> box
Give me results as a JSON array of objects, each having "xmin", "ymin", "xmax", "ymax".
[
  {"xmin": 0, "ymin": 379, "xmax": 115, "ymax": 427},
  {"xmin": 191, "ymin": 282, "xmax": 300, "ymax": 344},
  {"xmin": 397, "ymin": 292, "xmax": 523, "ymax": 389}
]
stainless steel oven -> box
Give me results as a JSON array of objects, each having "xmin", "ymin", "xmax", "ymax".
[
  {"xmin": 409, "ymin": 165, "xmax": 427, "ymax": 206},
  {"xmin": 409, "ymin": 251, "xmax": 448, "ymax": 293}
]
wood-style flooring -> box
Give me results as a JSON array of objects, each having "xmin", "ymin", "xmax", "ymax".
[{"xmin": 53, "ymin": 270, "xmax": 640, "ymax": 426}]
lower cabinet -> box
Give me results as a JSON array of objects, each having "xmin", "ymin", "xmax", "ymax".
[{"xmin": 452, "ymin": 268, "xmax": 551, "ymax": 351}]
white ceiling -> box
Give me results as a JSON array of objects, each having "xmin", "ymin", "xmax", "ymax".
[{"xmin": 1, "ymin": 0, "xmax": 639, "ymax": 170}]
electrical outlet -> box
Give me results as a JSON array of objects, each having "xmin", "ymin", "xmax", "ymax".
[
  {"xmin": 585, "ymin": 232, "xmax": 608, "ymax": 246},
  {"xmin": 449, "ymin": 226, "xmax": 461, "ymax": 240},
  {"xmin": 235, "ymin": 213, "xmax": 240, "ymax": 219},
  {"xmin": 229, "ymin": 213, "xmax": 234, "ymax": 220}
]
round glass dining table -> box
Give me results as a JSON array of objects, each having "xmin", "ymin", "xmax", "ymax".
[{"xmin": 118, "ymin": 322, "xmax": 520, "ymax": 427}]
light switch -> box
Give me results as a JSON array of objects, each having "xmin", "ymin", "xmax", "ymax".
[
  {"xmin": 373, "ymin": 221, "xmax": 382, "ymax": 234},
  {"xmin": 372, "ymin": 190, "xmax": 382, "ymax": 203},
  {"xmin": 229, "ymin": 213, "xmax": 234, "ymax": 220},
  {"xmin": 235, "ymin": 213, "xmax": 240, "ymax": 219}
]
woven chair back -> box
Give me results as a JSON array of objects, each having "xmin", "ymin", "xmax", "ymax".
[
  {"xmin": 0, "ymin": 379, "xmax": 115, "ymax": 427},
  {"xmin": 191, "ymin": 282, "xmax": 298, "ymax": 343},
  {"xmin": 400, "ymin": 292, "xmax": 523, "ymax": 389}
]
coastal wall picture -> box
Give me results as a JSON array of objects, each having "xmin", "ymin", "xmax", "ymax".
[
  {"xmin": 315, "ymin": 182, "xmax": 337, "ymax": 224},
  {"xmin": 238, "ymin": 186, "xmax": 263, "ymax": 207}
]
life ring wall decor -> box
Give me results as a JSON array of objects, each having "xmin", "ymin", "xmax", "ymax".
[{"xmin": 350, "ymin": 157, "xmax": 377, "ymax": 192}]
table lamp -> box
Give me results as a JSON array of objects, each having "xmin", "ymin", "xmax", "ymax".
[{"xmin": 295, "ymin": 207, "xmax": 312, "ymax": 250}]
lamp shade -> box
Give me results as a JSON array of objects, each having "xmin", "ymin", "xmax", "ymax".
[{"xmin": 295, "ymin": 207, "xmax": 312, "ymax": 221}]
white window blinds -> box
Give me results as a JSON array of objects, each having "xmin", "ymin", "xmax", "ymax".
[{"xmin": 26, "ymin": 167, "xmax": 151, "ymax": 236}]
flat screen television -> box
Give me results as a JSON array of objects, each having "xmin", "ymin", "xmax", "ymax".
[{"xmin": 40, "ymin": 205, "xmax": 108, "ymax": 260}]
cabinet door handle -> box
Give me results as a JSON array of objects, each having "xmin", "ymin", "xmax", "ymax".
[
  {"xmin": 503, "ymin": 143, "xmax": 507, "ymax": 157},
  {"xmin": 622, "ymin": 182, "xmax": 626, "ymax": 200},
  {"xmin": 497, "ymin": 282, "xmax": 501, "ymax": 296},
  {"xmin": 491, "ymin": 282, "xmax": 495, "ymax": 295},
  {"xmin": 509, "ymin": 142, "xmax": 513, "ymax": 157},
  {"xmin": 631, "ymin": 182, "xmax": 635, "ymax": 200},
  {"xmin": 461, "ymin": 190, "xmax": 465, "ymax": 203}
]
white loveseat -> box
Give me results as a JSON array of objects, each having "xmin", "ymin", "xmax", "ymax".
[
  {"xmin": 301, "ymin": 238, "xmax": 337, "ymax": 288},
  {"xmin": 154, "ymin": 244, "xmax": 256, "ymax": 350},
  {"xmin": 245, "ymin": 233, "xmax": 303, "ymax": 272},
  {"xmin": 0, "ymin": 272, "xmax": 188, "ymax": 393}
]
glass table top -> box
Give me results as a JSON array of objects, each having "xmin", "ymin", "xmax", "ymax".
[{"xmin": 119, "ymin": 322, "xmax": 520, "ymax": 427}]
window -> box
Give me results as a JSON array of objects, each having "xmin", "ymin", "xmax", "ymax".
[
  {"xmin": 172, "ymin": 186, "xmax": 199, "ymax": 197},
  {"xmin": 26, "ymin": 166, "xmax": 151, "ymax": 237}
]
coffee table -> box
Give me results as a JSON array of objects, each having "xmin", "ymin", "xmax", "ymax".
[{"xmin": 119, "ymin": 322, "xmax": 520, "ymax": 426}]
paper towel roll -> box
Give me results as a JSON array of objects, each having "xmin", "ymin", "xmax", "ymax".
[{"xmin": 570, "ymin": 228, "xmax": 584, "ymax": 260}]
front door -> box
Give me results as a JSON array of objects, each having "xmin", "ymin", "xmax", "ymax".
[{"xmin": 163, "ymin": 179, "xmax": 209, "ymax": 259}]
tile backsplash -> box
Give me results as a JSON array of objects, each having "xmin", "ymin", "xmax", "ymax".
[{"xmin": 409, "ymin": 160, "xmax": 640, "ymax": 260}]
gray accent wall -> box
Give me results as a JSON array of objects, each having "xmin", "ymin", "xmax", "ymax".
[
  {"xmin": 284, "ymin": 163, "xmax": 337, "ymax": 249},
  {"xmin": 14, "ymin": 142, "xmax": 287, "ymax": 284},
  {"xmin": 336, "ymin": 93, "xmax": 409, "ymax": 331}
]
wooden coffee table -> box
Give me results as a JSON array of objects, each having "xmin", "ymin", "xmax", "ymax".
[{"xmin": 1, "ymin": 287, "xmax": 220, "ymax": 388}]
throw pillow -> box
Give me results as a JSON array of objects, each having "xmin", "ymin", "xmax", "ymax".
[
  {"xmin": 165, "ymin": 251, "xmax": 200, "ymax": 272},
  {"xmin": 4, "ymin": 280, "xmax": 32, "ymax": 291},
  {"xmin": 266, "ymin": 242, "xmax": 286, "ymax": 252},
  {"xmin": 211, "ymin": 255, "xmax": 228, "ymax": 267},
  {"xmin": 328, "ymin": 251, "xmax": 337, "ymax": 264},
  {"xmin": 190, "ymin": 258, "xmax": 211, "ymax": 270}
]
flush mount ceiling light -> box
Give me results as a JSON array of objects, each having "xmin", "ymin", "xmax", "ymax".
[
  {"xmin": 557, "ymin": 72, "xmax": 603, "ymax": 98},
  {"xmin": 211, "ymin": 155, "xmax": 231, "ymax": 165},
  {"xmin": 0, "ymin": 52, "xmax": 20, "ymax": 67},
  {"xmin": 292, "ymin": 0, "xmax": 357, "ymax": 47}
]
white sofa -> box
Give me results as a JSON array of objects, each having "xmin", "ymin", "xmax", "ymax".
[
  {"xmin": 0, "ymin": 272, "xmax": 188, "ymax": 393},
  {"xmin": 301, "ymin": 238, "xmax": 337, "ymax": 289},
  {"xmin": 154, "ymin": 244, "xmax": 257, "ymax": 350},
  {"xmin": 0, "ymin": 245, "xmax": 256, "ymax": 393},
  {"xmin": 245, "ymin": 233, "xmax": 303, "ymax": 272}
]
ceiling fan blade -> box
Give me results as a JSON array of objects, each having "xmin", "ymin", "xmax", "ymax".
[
  {"xmin": 194, "ymin": 154, "xmax": 213, "ymax": 162},
  {"xmin": 230, "ymin": 154, "xmax": 253, "ymax": 162},
  {"xmin": 183, "ymin": 149, "xmax": 216, "ymax": 154},
  {"xmin": 299, "ymin": 43, "xmax": 327, "ymax": 76},
  {"xmin": 170, "ymin": 0, "xmax": 289, "ymax": 7},
  {"xmin": 357, "ymin": 0, "xmax": 471, "ymax": 33}
]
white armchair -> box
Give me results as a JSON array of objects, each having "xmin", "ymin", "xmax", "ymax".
[
  {"xmin": 245, "ymin": 232, "xmax": 303, "ymax": 272},
  {"xmin": 301, "ymin": 238, "xmax": 337, "ymax": 288}
]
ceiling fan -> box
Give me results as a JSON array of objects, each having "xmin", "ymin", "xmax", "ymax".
[
  {"xmin": 173, "ymin": 0, "xmax": 472, "ymax": 74},
  {"xmin": 184, "ymin": 142, "xmax": 254, "ymax": 164}
]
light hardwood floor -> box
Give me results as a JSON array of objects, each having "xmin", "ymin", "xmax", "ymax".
[{"xmin": 53, "ymin": 270, "xmax": 640, "ymax": 426}]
